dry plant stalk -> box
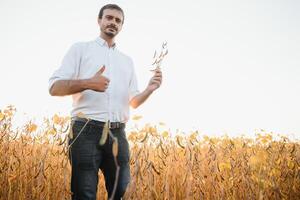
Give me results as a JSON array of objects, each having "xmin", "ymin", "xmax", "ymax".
[{"xmin": 150, "ymin": 42, "xmax": 168, "ymax": 71}]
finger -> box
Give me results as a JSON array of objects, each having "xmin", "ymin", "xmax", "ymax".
[
  {"xmin": 150, "ymin": 68, "xmax": 162, "ymax": 73},
  {"xmin": 155, "ymin": 69, "xmax": 162, "ymax": 74},
  {"xmin": 155, "ymin": 71, "xmax": 162, "ymax": 77},
  {"xmin": 151, "ymin": 80, "xmax": 161, "ymax": 85},
  {"xmin": 151, "ymin": 75, "xmax": 161, "ymax": 80},
  {"xmin": 97, "ymin": 65, "xmax": 106, "ymax": 74},
  {"xmin": 152, "ymin": 72, "xmax": 162, "ymax": 78},
  {"xmin": 152, "ymin": 77, "xmax": 162, "ymax": 82},
  {"xmin": 154, "ymin": 74, "xmax": 162, "ymax": 78},
  {"xmin": 154, "ymin": 71, "xmax": 162, "ymax": 75}
]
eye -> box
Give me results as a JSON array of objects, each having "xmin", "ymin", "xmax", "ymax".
[
  {"xmin": 115, "ymin": 18, "xmax": 122, "ymax": 24},
  {"xmin": 105, "ymin": 15, "xmax": 113, "ymax": 20}
]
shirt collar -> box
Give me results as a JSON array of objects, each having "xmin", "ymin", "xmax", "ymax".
[{"xmin": 95, "ymin": 36, "xmax": 116, "ymax": 49}]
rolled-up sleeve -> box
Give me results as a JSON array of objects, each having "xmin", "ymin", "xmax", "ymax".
[
  {"xmin": 48, "ymin": 43, "xmax": 81, "ymax": 92},
  {"xmin": 128, "ymin": 59, "xmax": 140, "ymax": 101}
]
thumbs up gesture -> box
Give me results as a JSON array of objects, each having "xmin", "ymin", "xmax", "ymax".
[{"xmin": 87, "ymin": 66, "xmax": 110, "ymax": 92}]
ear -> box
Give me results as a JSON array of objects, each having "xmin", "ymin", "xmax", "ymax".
[{"xmin": 97, "ymin": 18, "xmax": 101, "ymax": 26}]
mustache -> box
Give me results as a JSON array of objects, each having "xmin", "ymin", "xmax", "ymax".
[{"xmin": 106, "ymin": 25, "xmax": 117, "ymax": 31}]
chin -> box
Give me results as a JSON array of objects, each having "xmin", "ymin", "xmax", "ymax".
[{"xmin": 105, "ymin": 33, "xmax": 116, "ymax": 38}]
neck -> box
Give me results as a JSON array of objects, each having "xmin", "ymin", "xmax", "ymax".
[{"xmin": 100, "ymin": 33, "xmax": 115, "ymax": 47}]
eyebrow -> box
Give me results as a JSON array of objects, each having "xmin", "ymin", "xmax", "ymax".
[{"xmin": 105, "ymin": 15, "xmax": 122, "ymax": 22}]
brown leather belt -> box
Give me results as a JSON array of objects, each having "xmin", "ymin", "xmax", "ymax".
[{"xmin": 72, "ymin": 117, "xmax": 126, "ymax": 129}]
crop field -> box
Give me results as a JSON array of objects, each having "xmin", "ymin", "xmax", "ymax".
[{"xmin": 0, "ymin": 106, "xmax": 299, "ymax": 200}]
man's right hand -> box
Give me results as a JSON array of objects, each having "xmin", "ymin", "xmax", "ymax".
[
  {"xmin": 49, "ymin": 66, "xmax": 110, "ymax": 96},
  {"xmin": 87, "ymin": 66, "xmax": 110, "ymax": 92}
]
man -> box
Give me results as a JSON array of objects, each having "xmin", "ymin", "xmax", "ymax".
[{"xmin": 48, "ymin": 4, "xmax": 162, "ymax": 200}]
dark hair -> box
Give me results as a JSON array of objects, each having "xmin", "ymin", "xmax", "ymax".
[{"xmin": 98, "ymin": 4, "xmax": 124, "ymax": 23}]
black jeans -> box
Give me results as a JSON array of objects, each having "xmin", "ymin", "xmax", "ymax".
[{"xmin": 68, "ymin": 120, "xmax": 130, "ymax": 200}]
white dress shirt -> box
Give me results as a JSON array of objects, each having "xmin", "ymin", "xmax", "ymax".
[{"xmin": 49, "ymin": 37, "xmax": 140, "ymax": 123}]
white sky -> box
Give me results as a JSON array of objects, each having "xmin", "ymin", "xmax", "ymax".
[{"xmin": 0, "ymin": 0, "xmax": 299, "ymax": 139}]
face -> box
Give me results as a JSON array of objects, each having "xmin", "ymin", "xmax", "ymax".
[{"xmin": 98, "ymin": 9, "xmax": 123, "ymax": 38}]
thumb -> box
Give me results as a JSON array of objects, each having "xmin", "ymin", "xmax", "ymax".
[{"xmin": 97, "ymin": 65, "xmax": 105, "ymax": 74}]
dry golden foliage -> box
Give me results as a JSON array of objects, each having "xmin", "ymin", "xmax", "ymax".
[{"xmin": 0, "ymin": 107, "xmax": 299, "ymax": 200}]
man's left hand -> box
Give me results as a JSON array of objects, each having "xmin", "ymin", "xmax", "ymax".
[{"xmin": 147, "ymin": 68, "xmax": 162, "ymax": 92}]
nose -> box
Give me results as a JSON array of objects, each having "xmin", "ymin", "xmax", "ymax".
[
  {"xmin": 110, "ymin": 22, "xmax": 116, "ymax": 27},
  {"xmin": 111, "ymin": 18, "xmax": 120, "ymax": 26},
  {"xmin": 108, "ymin": 23, "xmax": 117, "ymax": 30}
]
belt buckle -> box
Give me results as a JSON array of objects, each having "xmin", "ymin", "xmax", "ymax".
[
  {"xmin": 108, "ymin": 121, "xmax": 114, "ymax": 129},
  {"xmin": 109, "ymin": 122, "xmax": 120, "ymax": 129}
]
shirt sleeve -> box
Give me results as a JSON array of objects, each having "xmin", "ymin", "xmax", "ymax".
[
  {"xmin": 129, "ymin": 58, "xmax": 140, "ymax": 101},
  {"xmin": 48, "ymin": 43, "xmax": 81, "ymax": 92}
]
